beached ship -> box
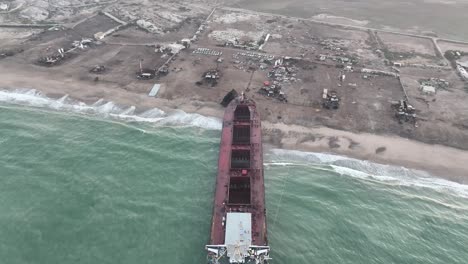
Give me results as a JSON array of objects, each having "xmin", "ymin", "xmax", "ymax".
[{"xmin": 206, "ymin": 94, "xmax": 270, "ymax": 264}]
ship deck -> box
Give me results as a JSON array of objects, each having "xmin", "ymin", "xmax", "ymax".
[{"xmin": 209, "ymin": 97, "xmax": 268, "ymax": 247}]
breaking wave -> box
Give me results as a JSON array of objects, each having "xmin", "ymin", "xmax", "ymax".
[
  {"xmin": 267, "ymin": 148, "xmax": 468, "ymax": 198},
  {"xmin": 0, "ymin": 89, "xmax": 222, "ymax": 130},
  {"xmin": 2, "ymin": 89, "xmax": 466, "ymax": 197}
]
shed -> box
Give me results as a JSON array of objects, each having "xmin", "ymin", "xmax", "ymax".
[
  {"xmin": 421, "ymin": 85, "xmax": 436, "ymax": 95},
  {"xmin": 0, "ymin": 3, "xmax": 9, "ymax": 11}
]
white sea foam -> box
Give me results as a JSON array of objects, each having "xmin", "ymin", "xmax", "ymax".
[
  {"xmin": 155, "ymin": 110, "xmax": 222, "ymax": 130},
  {"xmin": 3, "ymin": 89, "xmax": 466, "ymax": 197},
  {"xmin": 0, "ymin": 89, "xmax": 222, "ymax": 130},
  {"xmin": 267, "ymin": 148, "xmax": 468, "ymax": 198},
  {"xmin": 264, "ymin": 162, "xmax": 299, "ymax": 167}
]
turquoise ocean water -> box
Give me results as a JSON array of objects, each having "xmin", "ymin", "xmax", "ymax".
[{"xmin": 1, "ymin": 89, "xmax": 468, "ymax": 264}]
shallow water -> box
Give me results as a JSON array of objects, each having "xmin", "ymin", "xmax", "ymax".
[
  {"xmin": 233, "ymin": 0, "xmax": 468, "ymax": 41},
  {"xmin": 1, "ymin": 90, "xmax": 467, "ymax": 264}
]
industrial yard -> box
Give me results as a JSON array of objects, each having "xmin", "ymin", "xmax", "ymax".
[{"xmin": 1, "ymin": 0, "xmax": 468, "ymax": 151}]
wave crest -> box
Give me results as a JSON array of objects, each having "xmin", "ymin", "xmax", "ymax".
[
  {"xmin": 267, "ymin": 148, "xmax": 468, "ymax": 198},
  {"xmin": 0, "ymin": 89, "xmax": 222, "ymax": 130}
]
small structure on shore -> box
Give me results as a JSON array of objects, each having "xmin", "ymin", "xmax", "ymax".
[
  {"xmin": 90, "ymin": 65, "xmax": 106, "ymax": 74},
  {"xmin": 322, "ymin": 89, "xmax": 340, "ymax": 109},
  {"xmin": 136, "ymin": 59, "xmax": 156, "ymax": 80},
  {"xmin": 361, "ymin": 68, "xmax": 399, "ymax": 78},
  {"xmin": 420, "ymin": 85, "xmax": 436, "ymax": 95},
  {"xmin": 148, "ymin": 84, "xmax": 161, "ymax": 97},
  {"xmin": 137, "ymin": 70, "xmax": 155, "ymax": 80},
  {"xmin": 196, "ymin": 69, "xmax": 220, "ymax": 87}
]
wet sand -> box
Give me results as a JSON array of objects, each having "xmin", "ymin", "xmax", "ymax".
[{"xmin": 1, "ymin": 62, "xmax": 467, "ymax": 182}]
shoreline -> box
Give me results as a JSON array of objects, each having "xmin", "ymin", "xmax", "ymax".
[{"xmin": 0, "ymin": 63, "xmax": 467, "ymax": 183}]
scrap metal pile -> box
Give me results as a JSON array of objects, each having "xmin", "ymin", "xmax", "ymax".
[
  {"xmin": 419, "ymin": 78, "xmax": 450, "ymax": 90},
  {"xmin": 231, "ymin": 52, "xmax": 275, "ymax": 71},
  {"xmin": 267, "ymin": 58, "xmax": 300, "ymax": 84},
  {"xmin": 136, "ymin": 68, "xmax": 156, "ymax": 79},
  {"xmin": 193, "ymin": 48, "xmax": 222, "ymax": 56},
  {"xmin": 38, "ymin": 38, "xmax": 94, "ymax": 66},
  {"xmin": 37, "ymin": 48, "xmax": 69, "ymax": 66},
  {"xmin": 322, "ymin": 89, "xmax": 340, "ymax": 109},
  {"xmin": 256, "ymin": 58, "xmax": 303, "ymax": 103},
  {"xmin": 392, "ymin": 100, "xmax": 416, "ymax": 124},
  {"xmin": 90, "ymin": 65, "xmax": 106, "ymax": 74},
  {"xmin": 196, "ymin": 69, "xmax": 220, "ymax": 87},
  {"xmin": 258, "ymin": 81, "xmax": 287, "ymax": 102}
]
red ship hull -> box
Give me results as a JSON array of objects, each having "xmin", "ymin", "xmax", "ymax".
[{"xmin": 206, "ymin": 96, "xmax": 270, "ymax": 264}]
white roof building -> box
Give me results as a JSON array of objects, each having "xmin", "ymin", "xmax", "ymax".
[
  {"xmin": 0, "ymin": 3, "xmax": 9, "ymax": 11},
  {"xmin": 421, "ymin": 85, "xmax": 436, "ymax": 95},
  {"xmin": 225, "ymin": 213, "xmax": 252, "ymax": 263}
]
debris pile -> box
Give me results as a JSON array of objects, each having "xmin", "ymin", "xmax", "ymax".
[
  {"xmin": 319, "ymin": 39, "xmax": 349, "ymax": 52},
  {"xmin": 391, "ymin": 100, "xmax": 416, "ymax": 124},
  {"xmin": 204, "ymin": 69, "xmax": 220, "ymax": 80},
  {"xmin": 157, "ymin": 43, "xmax": 186, "ymax": 54},
  {"xmin": 72, "ymin": 38, "xmax": 94, "ymax": 49},
  {"xmin": 136, "ymin": 19, "xmax": 161, "ymax": 34},
  {"xmin": 38, "ymin": 48, "xmax": 68, "ymax": 66},
  {"xmin": 37, "ymin": 38, "xmax": 96, "ymax": 66},
  {"xmin": 158, "ymin": 65, "xmax": 169, "ymax": 76},
  {"xmin": 213, "ymin": 12, "xmax": 260, "ymax": 24},
  {"xmin": 137, "ymin": 70, "xmax": 155, "ymax": 80},
  {"xmin": 418, "ymin": 78, "xmax": 450, "ymax": 95},
  {"xmin": 234, "ymin": 52, "xmax": 274, "ymax": 61},
  {"xmin": 445, "ymin": 50, "xmax": 467, "ymax": 61},
  {"xmin": 267, "ymin": 58, "xmax": 299, "ymax": 85},
  {"xmin": 322, "ymin": 89, "xmax": 340, "ymax": 109},
  {"xmin": 258, "ymin": 81, "xmax": 287, "ymax": 103},
  {"xmin": 231, "ymin": 52, "xmax": 275, "ymax": 71},
  {"xmin": 209, "ymin": 29, "xmax": 264, "ymax": 50},
  {"xmin": 191, "ymin": 23, "xmax": 206, "ymax": 42},
  {"xmin": 196, "ymin": 69, "xmax": 221, "ymax": 87},
  {"xmin": 90, "ymin": 65, "xmax": 106, "ymax": 74},
  {"xmin": 361, "ymin": 68, "xmax": 399, "ymax": 78},
  {"xmin": 420, "ymin": 85, "xmax": 436, "ymax": 95},
  {"xmin": 193, "ymin": 48, "xmax": 222, "ymax": 56},
  {"xmin": 317, "ymin": 54, "xmax": 356, "ymax": 64},
  {"xmin": 257, "ymin": 57, "xmax": 302, "ymax": 103},
  {"xmin": 137, "ymin": 59, "xmax": 156, "ymax": 80},
  {"xmin": 224, "ymin": 38, "xmax": 261, "ymax": 51}
]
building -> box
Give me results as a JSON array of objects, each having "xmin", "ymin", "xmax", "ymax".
[
  {"xmin": 0, "ymin": 2, "xmax": 9, "ymax": 11},
  {"xmin": 421, "ymin": 85, "xmax": 436, "ymax": 95}
]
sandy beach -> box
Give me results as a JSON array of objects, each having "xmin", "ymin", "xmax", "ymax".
[{"xmin": 1, "ymin": 62, "xmax": 467, "ymax": 183}]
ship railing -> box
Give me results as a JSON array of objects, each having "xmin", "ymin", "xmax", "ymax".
[{"xmin": 206, "ymin": 245, "xmax": 271, "ymax": 264}]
